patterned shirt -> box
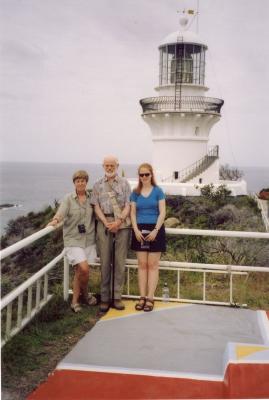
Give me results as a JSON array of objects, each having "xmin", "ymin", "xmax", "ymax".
[
  {"xmin": 55, "ymin": 191, "xmax": 95, "ymax": 248},
  {"xmin": 91, "ymin": 175, "xmax": 131, "ymax": 214}
]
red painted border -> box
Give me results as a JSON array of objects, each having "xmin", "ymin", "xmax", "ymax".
[
  {"xmin": 224, "ymin": 363, "xmax": 269, "ymax": 398},
  {"xmin": 27, "ymin": 370, "xmax": 224, "ymax": 399},
  {"xmin": 27, "ymin": 363, "xmax": 269, "ymax": 399}
]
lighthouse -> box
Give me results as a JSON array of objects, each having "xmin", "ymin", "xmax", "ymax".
[{"xmin": 140, "ymin": 15, "xmax": 224, "ymax": 188}]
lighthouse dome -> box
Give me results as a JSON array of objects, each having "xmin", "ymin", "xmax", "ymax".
[{"xmin": 159, "ymin": 29, "xmax": 207, "ymax": 48}]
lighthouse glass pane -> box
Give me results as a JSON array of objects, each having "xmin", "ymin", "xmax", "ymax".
[
  {"xmin": 160, "ymin": 47, "xmax": 168, "ymax": 85},
  {"xmin": 192, "ymin": 45, "xmax": 206, "ymax": 85},
  {"xmin": 168, "ymin": 45, "xmax": 176, "ymax": 84},
  {"xmin": 159, "ymin": 44, "xmax": 206, "ymax": 86}
]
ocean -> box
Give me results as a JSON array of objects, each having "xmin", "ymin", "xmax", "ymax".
[
  {"xmin": 0, "ymin": 162, "xmax": 137, "ymax": 235},
  {"xmin": 0, "ymin": 162, "xmax": 268, "ymax": 236}
]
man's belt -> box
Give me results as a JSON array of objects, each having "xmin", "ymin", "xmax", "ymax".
[{"xmin": 104, "ymin": 213, "xmax": 114, "ymax": 217}]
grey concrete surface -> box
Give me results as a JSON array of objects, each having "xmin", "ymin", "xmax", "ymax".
[{"xmin": 60, "ymin": 305, "xmax": 264, "ymax": 376}]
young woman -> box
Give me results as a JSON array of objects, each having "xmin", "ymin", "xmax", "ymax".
[{"xmin": 130, "ymin": 163, "xmax": 166, "ymax": 312}]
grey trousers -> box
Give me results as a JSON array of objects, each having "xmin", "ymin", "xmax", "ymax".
[{"xmin": 97, "ymin": 222, "xmax": 130, "ymax": 302}]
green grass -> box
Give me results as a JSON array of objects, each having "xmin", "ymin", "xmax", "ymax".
[
  {"xmin": 2, "ymin": 269, "xmax": 269, "ymax": 399},
  {"xmin": 2, "ymin": 286, "xmax": 99, "ymax": 399},
  {"xmin": 1, "ymin": 195, "xmax": 268, "ymax": 398}
]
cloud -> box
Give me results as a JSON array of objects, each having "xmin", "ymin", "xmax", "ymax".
[{"xmin": 0, "ymin": 0, "xmax": 269, "ymax": 167}]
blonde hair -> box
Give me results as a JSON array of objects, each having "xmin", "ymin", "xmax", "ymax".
[
  {"xmin": 72, "ymin": 170, "xmax": 89, "ymax": 183},
  {"xmin": 134, "ymin": 163, "xmax": 157, "ymax": 194}
]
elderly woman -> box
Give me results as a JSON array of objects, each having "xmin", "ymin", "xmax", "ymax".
[
  {"xmin": 48, "ymin": 170, "xmax": 97, "ymax": 312},
  {"xmin": 130, "ymin": 163, "xmax": 166, "ymax": 312}
]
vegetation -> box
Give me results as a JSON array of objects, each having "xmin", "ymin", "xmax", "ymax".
[
  {"xmin": 219, "ymin": 163, "xmax": 243, "ymax": 181},
  {"xmin": 2, "ymin": 286, "xmax": 99, "ymax": 400},
  {"xmin": 1, "ymin": 189, "xmax": 269, "ymax": 398}
]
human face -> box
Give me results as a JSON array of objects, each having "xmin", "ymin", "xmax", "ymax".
[
  {"xmin": 103, "ymin": 161, "xmax": 118, "ymax": 178},
  {"xmin": 139, "ymin": 168, "xmax": 152, "ymax": 184},
  {"xmin": 74, "ymin": 178, "xmax": 87, "ymax": 194}
]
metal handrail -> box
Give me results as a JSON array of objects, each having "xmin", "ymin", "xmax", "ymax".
[
  {"xmin": 253, "ymin": 194, "xmax": 269, "ymax": 232},
  {"xmin": 179, "ymin": 145, "xmax": 219, "ymax": 182},
  {"xmin": 0, "ymin": 222, "xmax": 63, "ymax": 261},
  {"xmin": 140, "ymin": 96, "xmax": 224, "ymax": 114},
  {"xmin": 1, "ymin": 251, "xmax": 65, "ymax": 309},
  {"xmin": 1, "ymin": 225, "xmax": 269, "ymax": 346},
  {"xmin": 161, "ymin": 146, "xmax": 219, "ymax": 183},
  {"xmin": 165, "ymin": 227, "xmax": 269, "ymax": 239}
]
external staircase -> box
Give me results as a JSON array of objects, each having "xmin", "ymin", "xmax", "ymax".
[{"xmin": 179, "ymin": 145, "xmax": 219, "ymax": 183}]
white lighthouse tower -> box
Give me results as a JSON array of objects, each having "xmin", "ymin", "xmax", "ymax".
[{"xmin": 140, "ymin": 15, "xmax": 224, "ymax": 191}]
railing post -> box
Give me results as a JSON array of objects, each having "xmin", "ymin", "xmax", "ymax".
[
  {"xmin": 17, "ymin": 293, "xmax": 23, "ymax": 328},
  {"xmin": 27, "ymin": 286, "xmax": 33, "ymax": 318},
  {"xmin": 203, "ymin": 272, "xmax": 206, "ymax": 301},
  {"xmin": 127, "ymin": 267, "xmax": 130, "ymax": 296},
  {"xmin": 230, "ymin": 274, "xmax": 233, "ymax": 304},
  {"xmin": 63, "ymin": 255, "xmax": 70, "ymax": 301},
  {"xmin": 36, "ymin": 279, "xmax": 41, "ymax": 309},
  {"xmin": 177, "ymin": 270, "xmax": 180, "ymax": 299},
  {"xmin": 44, "ymin": 273, "xmax": 48, "ymax": 301},
  {"xmin": 5, "ymin": 303, "xmax": 12, "ymax": 340}
]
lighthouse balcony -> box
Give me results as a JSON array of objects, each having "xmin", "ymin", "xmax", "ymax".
[{"xmin": 140, "ymin": 96, "xmax": 224, "ymax": 115}]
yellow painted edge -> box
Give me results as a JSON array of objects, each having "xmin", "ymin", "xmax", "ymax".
[
  {"xmin": 236, "ymin": 345, "xmax": 269, "ymax": 360},
  {"xmin": 101, "ymin": 300, "xmax": 189, "ymax": 321}
]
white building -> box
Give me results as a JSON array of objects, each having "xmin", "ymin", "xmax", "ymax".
[{"xmin": 132, "ymin": 15, "xmax": 247, "ymax": 196}]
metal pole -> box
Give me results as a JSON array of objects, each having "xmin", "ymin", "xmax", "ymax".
[
  {"xmin": 63, "ymin": 255, "xmax": 70, "ymax": 301},
  {"xmin": 111, "ymin": 233, "xmax": 116, "ymax": 307}
]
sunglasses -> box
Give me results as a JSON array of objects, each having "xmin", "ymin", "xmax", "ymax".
[{"xmin": 139, "ymin": 173, "xmax": 150, "ymax": 177}]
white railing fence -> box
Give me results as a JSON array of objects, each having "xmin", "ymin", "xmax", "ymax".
[
  {"xmin": 254, "ymin": 194, "xmax": 269, "ymax": 232},
  {"xmin": 1, "ymin": 225, "xmax": 269, "ymax": 347}
]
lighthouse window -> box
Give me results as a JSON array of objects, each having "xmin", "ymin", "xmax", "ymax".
[
  {"xmin": 160, "ymin": 46, "xmax": 168, "ymax": 85},
  {"xmin": 167, "ymin": 45, "xmax": 176, "ymax": 84},
  {"xmin": 159, "ymin": 44, "xmax": 206, "ymax": 86}
]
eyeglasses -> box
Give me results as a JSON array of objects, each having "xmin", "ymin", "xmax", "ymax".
[{"xmin": 139, "ymin": 173, "xmax": 150, "ymax": 177}]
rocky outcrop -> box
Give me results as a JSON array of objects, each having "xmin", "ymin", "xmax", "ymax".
[{"xmin": 164, "ymin": 217, "xmax": 180, "ymax": 228}]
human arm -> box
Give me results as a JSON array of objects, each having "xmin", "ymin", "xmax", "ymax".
[
  {"xmin": 107, "ymin": 179, "xmax": 131, "ymax": 233},
  {"xmin": 145, "ymin": 198, "xmax": 166, "ymax": 241},
  {"xmin": 47, "ymin": 196, "xmax": 69, "ymax": 227},
  {"xmin": 130, "ymin": 201, "xmax": 144, "ymax": 242},
  {"xmin": 106, "ymin": 201, "xmax": 130, "ymax": 233},
  {"xmin": 94, "ymin": 203, "xmax": 110, "ymax": 228}
]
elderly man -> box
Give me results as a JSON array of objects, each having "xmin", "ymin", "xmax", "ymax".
[{"xmin": 91, "ymin": 156, "xmax": 131, "ymax": 312}]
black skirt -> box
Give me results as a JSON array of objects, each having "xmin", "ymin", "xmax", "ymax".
[{"xmin": 131, "ymin": 223, "xmax": 166, "ymax": 253}]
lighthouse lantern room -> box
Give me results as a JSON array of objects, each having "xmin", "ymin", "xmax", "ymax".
[{"xmin": 140, "ymin": 15, "xmax": 224, "ymax": 186}]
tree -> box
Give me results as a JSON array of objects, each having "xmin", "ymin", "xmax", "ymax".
[{"xmin": 219, "ymin": 164, "xmax": 243, "ymax": 181}]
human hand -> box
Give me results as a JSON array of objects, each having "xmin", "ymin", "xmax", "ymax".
[
  {"xmin": 107, "ymin": 221, "xmax": 120, "ymax": 233},
  {"xmin": 134, "ymin": 229, "xmax": 144, "ymax": 242},
  {"xmin": 47, "ymin": 218, "xmax": 58, "ymax": 227},
  {"xmin": 145, "ymin": 229, "xmax": 158, "ymax": 242}
]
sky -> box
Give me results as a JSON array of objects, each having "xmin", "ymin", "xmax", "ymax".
[{"xmin": 0, "ymin": 0, "xmax": 269, "ymax": 168}]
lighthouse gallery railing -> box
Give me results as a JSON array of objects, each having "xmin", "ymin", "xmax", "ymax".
[
  {"xmin": 140, "ymin": 95, "xmax": 224, "ymax": 114},
  {"xmin": 1, "ymin": 225, "xmax": 269, "ymax": 347}
]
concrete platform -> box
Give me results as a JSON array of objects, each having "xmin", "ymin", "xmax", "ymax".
[{"xmin": 28, "ymin": 301, "xmax": 269, "ymax": 399}]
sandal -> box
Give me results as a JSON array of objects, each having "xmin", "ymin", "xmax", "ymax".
[
  {"xmin": 71, "ymin": 303, "xmax": 82, "ymax": 313},
  {"xmin": 135, "ymin": 297, "xmax": 146, "ymax": 311},
  {"xmin": 86, "ymin": 294, "xmax": 97, "ymax": 306},
  {"xmin": 144, "ymin": 299, "xmax": 154, "ymax": 312},
  {"xmin": 83, "ymin": 294, "xmax": 97, "ymax": 306}
]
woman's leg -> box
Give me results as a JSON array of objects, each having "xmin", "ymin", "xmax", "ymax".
[
  {"xmin": 147, "ymin": 252, "xmax": 161, "ymax": 300},
  {"xmin": 72, "ymin": 261, "xmax": 89, "ymax": 305},
  {"xmin": 136, "ymin": 251, "xmax": 149, "ymax": 298}
]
